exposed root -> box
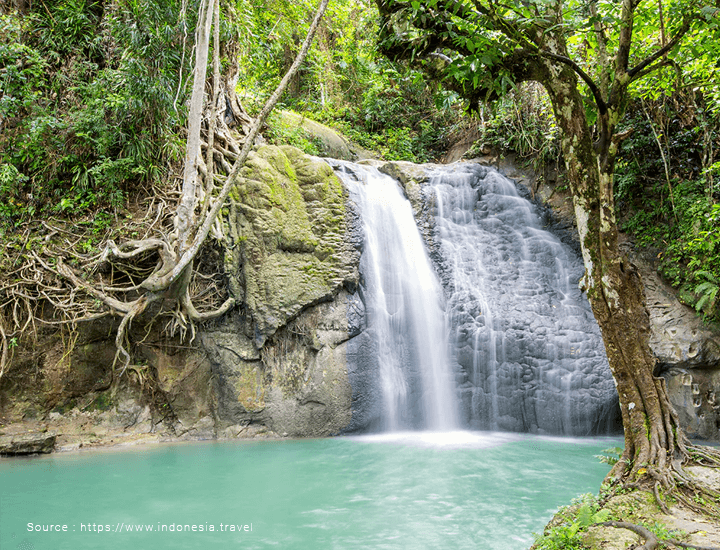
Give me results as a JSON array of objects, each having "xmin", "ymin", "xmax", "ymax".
[
  {"xmin": 653, "ymin": 481, "xmax": 670, "ymax": 515},
  {"xmin": 0, "ymin": 314, "xmax": 9, "ymax": 381},
  {"xmin": 599, "ymin": 521, "xmax": 720, "ymax": 550},
  {"xmin": 605, "ymin": 438, "xmax": 720, "ymax": 525},
  {"xmin": 688, "ymin": 445, "xmax": 720, "ymax": 467},
  {"xmin": 0, "ymin": 0, "xmax": 329, "ymax": 396},
  {"xmin": 113, "ymin": 293, "xmax": 158, "ymax": 374}
]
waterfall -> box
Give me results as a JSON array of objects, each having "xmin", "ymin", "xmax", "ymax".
[
  {"xmin": 428, "ymin": 163, "xmax": 618, "ymax": 435},
  {"xmin": 333, "ymin": 162, "xmax": 458, "ymax": 431},
  {"xmin": 333, "ymin": 159, "xmax": 619, "ymax": 436}
]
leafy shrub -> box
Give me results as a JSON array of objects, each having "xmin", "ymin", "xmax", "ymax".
[
  {"xmin": 615, "ymin": 97, "xmax": 720, "ymax": 323},
  {"xmin": 534, "ymin": 494, "xmax": 610, "ymax": 550},
  {"xmin": 0, "ymin": 0, "xmax": 192, "ymax": 226},
  {"xmin": 478, "ymin": 82, "xmax": 560, "ymax": 167}
]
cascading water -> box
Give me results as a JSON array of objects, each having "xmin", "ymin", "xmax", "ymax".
[
  {"xmin": 428, "ymin": 163, "xmax": 619, "ymax": 435},
  {"xmin": 333, "ymin": 158, "xmax": 619, "ymax": 436},
  {"xmin": 332, "ymin": 162, "xmax": 457, "ymax": 431}
]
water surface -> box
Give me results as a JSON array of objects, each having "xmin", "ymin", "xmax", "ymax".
[{"xmin": 1, "ymin": 433, "xmax": 617, "ymax": 549}]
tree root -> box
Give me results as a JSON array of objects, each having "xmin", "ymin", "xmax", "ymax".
[
  {"xmin": 0, "ymin": 0, "xmax": 331, "ymax": 383},
  {"xmin": 599, "ymin": 521, "xmax": 720, "ymax": 550},
  {"xmin": 653, "ymin": 481, "xmax": 670, "ymax": 515}
]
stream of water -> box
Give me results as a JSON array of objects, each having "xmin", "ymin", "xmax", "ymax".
[
  {"xmin": 333, "ymin": 161, "xmax": 618, "ymax": 435},
  {"xmin": 428, "ymin": 163, "xmax": 618, "ymax": 434},
  {"xmin": 0, "ymin": 434, "xmax": 617, "ymax": 550}
]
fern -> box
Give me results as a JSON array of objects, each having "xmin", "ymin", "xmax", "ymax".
[{"xmin": 694, "ymin": 271, "xmax": 720, "ymax": 317}]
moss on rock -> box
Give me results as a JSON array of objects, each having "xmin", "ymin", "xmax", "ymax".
[{"xmin": 224, "ymin": 145, "xmax": 359, "ymax": 346}]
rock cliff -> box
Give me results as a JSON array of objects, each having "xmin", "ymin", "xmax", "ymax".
[
  {"xmin": 0, "ymin": 146, "xmax": 363, "ymax": 448},
  {"xmin": 1, "ymin": 148, "xmax": 718, "ymax": 451}
]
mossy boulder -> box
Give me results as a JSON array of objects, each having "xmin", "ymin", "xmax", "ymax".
[
  {"xmin": 225, "ymin": 145, "xmax": 360, "ymax": 347},
  {"xmin": 277, "ymin": 110, "xmax": 375, "ymax": 160}
]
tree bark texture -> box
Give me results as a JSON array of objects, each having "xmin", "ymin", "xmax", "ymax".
[{"xmin": 541, "ymin": 62, "xmax": 686, "ymax": 478}]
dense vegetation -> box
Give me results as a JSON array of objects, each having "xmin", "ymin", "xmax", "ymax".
[
  {"xmin": 236, "ymin": 0, "xmax": 465, "ymax": 161},
  {"xmin": 615, "ymin": 94, "xmax": 720, "ymax": 323},
  {"xmin": 2, "ymin": 0, "xmax": 718, "ymax": 322},
  {"xmin": 0, "ymin": 0, "xmax": 193, "ymax": 229},
  {"xmin": 0, "ymin": 0, "xmax": 466, "ymax": 234}
]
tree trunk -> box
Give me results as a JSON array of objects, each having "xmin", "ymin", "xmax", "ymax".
[{"xmin": 545, "ymin": 67, "xmax": 687, "ymax": 480}]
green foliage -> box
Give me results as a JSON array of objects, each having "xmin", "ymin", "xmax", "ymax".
[
  {"xmin": 615, "ymin": 95, "xmax": 720, "ymax": 323},
  {"xmin": 264, "ymin": 112, "xmax": 323, "ymax": 156},
  {"xmin": 476, "ymin": 83, "xmax": 560, "ymax": 165},
  {"xmin": 534, "ymin": 494, "xmax": 610, "ymax": 550},
  {"xmin": 238, "ymin": 0, "xmax": 463, "ymax": 161},
  {"xmin": 694, "ymin": 270, "xmax": 720, "ymax": 319},
  {"xmin": 641, "ymin": 521, "xmax": 687, "ymax": 542},
  {"xmin": 595, "ymin": 447, "xmax": 623, "ymax": 466},
  {"xmin": 0, "ymin": 0, "xmax": 193, "ymax": 227},
  {"xmin": 0, "ymin": 164, "xmax": 31, "ymax": 226}
]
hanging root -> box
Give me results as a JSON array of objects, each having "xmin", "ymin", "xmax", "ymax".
[
  {"xmin": 113, "ymin": 293, "xmax": 161, "ymax": 375},
  {"xmin": 0, "ymin": 314, "xmax": 8, "ymax": 381},
  {"xmin": 0, "ymin": 0, "xmax": 329, "ymax": 385}
]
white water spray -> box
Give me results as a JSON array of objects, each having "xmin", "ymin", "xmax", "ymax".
[{"xmin": 334, "ymin": 163, "xmax": 457, "ymax": 431}]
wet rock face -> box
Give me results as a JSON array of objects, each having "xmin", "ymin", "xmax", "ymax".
[
  {"xmin": 341, "ymin": 160, "xmax": 621, "ymax": 435},
  {"xmin": 636, "ymin": 251, "xmax": 720, "ymax": 440}
]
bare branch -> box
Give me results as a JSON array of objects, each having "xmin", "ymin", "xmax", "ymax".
[
  {"xmin": 613, "ymin": 0, "xmax": 645, "ymax": 82},
  {"xmin": 630, "ymin": 57, "xmax": 676, "ymax": 82},
  {"xmin": 589, "ymin": 1, "xmax": 610, "ymax": 96},
  {"xmin": 176, "ymin": 0, "xmax": 216, "ymax": 249},
  {"xmin": 204, "ymin": 0, "xmax": 221, "ymax": 204}
]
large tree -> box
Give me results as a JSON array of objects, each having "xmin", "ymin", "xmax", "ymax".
[{"xmin": 375, "ymin": 0, "xmax": 720, "ymax": 505}]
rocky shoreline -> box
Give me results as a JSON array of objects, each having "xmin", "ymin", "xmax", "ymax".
[
  {"xmin": 0, "ymin": 414, "xmax": 282, "ymax": 456},
  {"xmin": 533, "ymin": 465, "xmax": 720, "ymax": 549}
]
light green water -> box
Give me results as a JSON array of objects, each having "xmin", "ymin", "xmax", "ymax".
[{"xmin": 0, "ymin": 432, "xmax": 617, "ymax": 549}]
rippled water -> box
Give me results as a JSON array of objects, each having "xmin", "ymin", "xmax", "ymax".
[{"xmin": 0, "ymin": 433, "xmax": 617, "ymax": 549}]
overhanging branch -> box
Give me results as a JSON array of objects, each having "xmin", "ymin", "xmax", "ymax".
[
  {"xmin": 540, "ymin": 51, "xmax": 608, "ymax": 114},
  {"xmin": 628, "ymin": 15, "xmax": 694, "ymax": 80}
]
